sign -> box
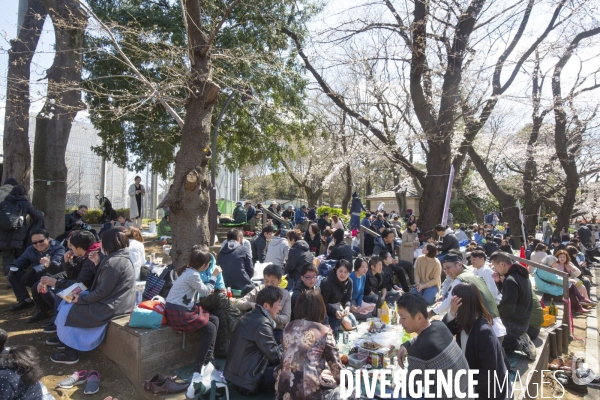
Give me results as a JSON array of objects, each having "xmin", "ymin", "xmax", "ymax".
[{"xmin": 441, "ymin": 165, "xmax": 455, "ymax": 226}]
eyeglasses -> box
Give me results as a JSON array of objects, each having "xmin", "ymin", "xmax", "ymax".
[
  {"xmin": 32, "ymin": 239, "xmax": 47, "ymax": 245},
  {"xmin": 302, "ymin": 275, "xmax": 317, "ymax": 280}
]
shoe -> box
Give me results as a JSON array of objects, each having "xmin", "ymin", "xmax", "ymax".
[
  {"xmin": 144, "ymin": 374, "xmax": 175, "ymax": 391},
  {"xmin": 549, "ymin": 357, "xmax": 564, "ymax": 370},
  {"xmin": 574, "ymin": 307, "xmax": 591, "ymax": 313},
  {"xmin": 46, "ymin": 336, "xmax": 61, "ymax": 346},
  {"xmin": 26, "ymin": 310, "xmax": 49, "ymax": 323},
  {"xmin": 204, "ymin": 356, "xmax": 221, "ymax": 371},
  {"xmin": 43, "ymin": 324, "xmax": 57, "ymax": 334},
  {"xmin": 84, "ymin": 370, "xmax": 100, "ymax": 394},
  {"xmin": 151, "ymin": 378, "xmax": 189, "ymax": 394},
  {"xmin": 579, "ymin": 298, "xmax": 595, "ymax": 305},
  {"xmin": 517, "ymin": 332, "xmax": 537, "ymax": 361},
  {"xmin": 50, "ymin": 351, "xmax": 79, "ymax": 365},
  {"xmin": 9, "ymin": 299, "xmax": 34, "ymax": 311},
  {"xmin": 57, "ymin": 370, "xmax": 88, "ymax": 389}
]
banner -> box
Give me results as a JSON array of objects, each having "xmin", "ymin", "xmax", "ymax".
[
  {"xmin": 441, "ymin": 165, "xmax": 455, "ymax": 226},
  {"xmin": 517, "ymin": 200, "xmax": 527, "ymax": 246}
]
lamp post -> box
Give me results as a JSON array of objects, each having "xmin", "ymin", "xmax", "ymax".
[{"xmin": 209, "ymin": 86, "xmax": 254, "ymax": 246}]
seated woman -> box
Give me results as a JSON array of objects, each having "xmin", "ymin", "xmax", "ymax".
[
  {"xmin": 474, "ymin": 228, "xmax": 486, "ymax": 246},
  {"xmin": 276, "ymin": 290, "xmax": 345, "ymax": 400},
  {"xmin": 442, "ymin": 283, "xmax": 509, "ymax": 399},
  {"xmin": 165, "ymin": 247, "xmax": 221, "ymax": 374},
  {"xmin": 115, "ymin": 213, "xmax": 134, "ymax": 229},
  {"xmin": 124, "ymin": 227, "xmax": 145, "ymax": 280},
  {"xmin": 319, "ymin": 259, "xmax": 353, "ymax": 341},
  {"xmin": 411, "ymin": 244, "xmax": 441, "ymax": 305},
  {"xmin": 326, "ymin": 229, "xmax": 353, "ymax": 264},
  {"xmin": 565, "ymin": 245, "xmax": 592, "ymax": 295},
  {"xmin": 303, "ymin": 223, "xmax": 322, "ymax": 256},
  {"xmin": 534, "ymin": 255, "xmax": 593, "ymax": 314},
  {"xmin": 349, "ymin": 258, "xmax": 373, "ymax": 320},
  {"xmin": 51, "ymin": 228, "xmax": 135, "ymax": 364},
  {"xmin": 554, "ymin": 250, "xmax": 593, "ymax": 303}
]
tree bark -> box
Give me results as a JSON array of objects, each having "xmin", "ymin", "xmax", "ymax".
[
  {"xmin": 32, "ymin": 0, "xmax": 86, "ymax": 237},
  {"xmin": 2, "ymin": 0, "xmax": 46, "ymax": 190},
  {"xmin": 164, "ymin": 0, "xmax": 219, "ymax": 268},
  {"xmin": 340, "ymin": 163, "xmax": 352, "ymax": 215}
]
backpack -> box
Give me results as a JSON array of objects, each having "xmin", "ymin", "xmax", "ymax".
[{"xmin": 0, "ymin": 202, "xmax": 25, "ymax": 232}]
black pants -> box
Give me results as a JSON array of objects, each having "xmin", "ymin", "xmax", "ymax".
[
  {"xmin": 502, "ymin": 320, "xmax": 528, "ymax": 353},
  {"xmin": 390, "ymin": 262, "xmax": 412, "ymax": 291},
  {"xmin": 31, "ymin": 279, "xmax": 56, "ymax": 312},
  {"xmin": 7, "ymin": 269, "xmax": 39, "ymax": 302},
  {"xmin": 194, "ymin": 314, "xmax": 219, "ymax": 372},
  {"xmin": 1, "ymin": 248, "xmax": 16, "ymax": 277},
  {"xmin": 233, "ymin": 365, "xmax": 276, "ymax": 395}
]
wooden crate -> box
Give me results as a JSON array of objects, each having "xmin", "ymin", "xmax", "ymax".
[{"xmin": 98, "ymin": 316, "xmax": 203, "ymax": 386}]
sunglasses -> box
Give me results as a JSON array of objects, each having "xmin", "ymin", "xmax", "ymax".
[{"xmin": 32, "ymin": 239, "xmax": 47, "ymax": 245}]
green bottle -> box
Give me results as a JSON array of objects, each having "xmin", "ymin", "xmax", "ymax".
[{"xmin": 549, "ymin": 299, "xmax": 557, "ymax": 316}]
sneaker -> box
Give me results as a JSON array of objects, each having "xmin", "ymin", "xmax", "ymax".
[
  {"xmin": 50, "ymin": 351, "xmax": 79, "ymax": 365},
  {"xmin": 517, "ymin": 332, "xmax": 537, "ymax": 361},
  {"xmin": 43, "ymin": 324, "xmax": 57, "ymax": 334},
  {"xmin": 84, "ymin": 370, "xmax": 100, "ymax": 395},
  {"xmin": 9, "ymin": 299, "xmax": 34, "ymax": 312},
  {"xmin": 57, "ymin": 370, "xmax": 88, "ymax": 389},
  {"xmin": 45, "ymin": 336, "xmax": 61, "ymax": 346}
]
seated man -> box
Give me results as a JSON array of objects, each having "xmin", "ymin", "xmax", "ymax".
[
  {"xmin": 489, "ymin": 251, "xmax": 536, "ymax": 360},
  {"xmin": 290, "ymin": 264, "xmax": 319, "ymax": 320},
  {"xmin": 430, "ymin": 252, "xmax": 507, "ymax": 343},
  {"xmin": 294, "ymin": 205, "xmax": 309, "ymax": 232},
  {"xmin": 7, "ymin": 229, "xmax": 65, "ymax": 312},
  {"xmin": 232, "ymin": 202, "xmax": 247, "ymax": 224},
  {"xmin": 218, "ymin": 229, "xmax": 255, "ymax": 296},
  {"xmin": 397, "ymin": 293, "xmax": 469, "ymax": 397},
  {"xmin": 235, "ymin": 264, "xmax": 291, "ymax": 344},
  {"xmin": 225, "ymin": 286, "xmax": 283, "ymax": 396},
  {"xmin": 264, "ymin": 228, "xmax": 289, "ymax": 269},
  {"xmin": 156, "ymin": 212, "xmax": 171, "ymax": 241},
  {"xmin": 374, "ymin": 229, "xmax": 415, "ymax": 287},
  {"xmin": 251, "ymin": 225, "xmax": 274, "ymax": 264},
  {"xmin": 65, "ymin": 205, "xmax": 88, "ymax": 233},
  {"xmin": 435, "ymin": 224, "xmax": 459, "ymax": 260}
]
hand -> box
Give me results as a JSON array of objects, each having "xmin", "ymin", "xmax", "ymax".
[
  {"xmin": 397, "ymin": 345, "xmax": 407, "ymax": 369},
  {"xmin": 76, "ymin": 220, "xmax": 83, "ymax": 225},
  {"xmin": 39, "ymin": 276, "xmax": 57, "ymax": 287},
  {"xmin": 343, "ymin": 307, "xmax": 350, "ymax": 316},
  {"xmin": 64, "ymin": 250, "xmax": 73, "ymax": 263},
  {"xmin": 40, "ymin": 257, "xmax": 50, "ymax": 268},
  {"xmin": 450, "ymin": 295, "xmax": 462, "ymax": 316},
  {"xmin": 335, "ymin": 310, "xmax": 343, "ymax": 319},
  {"xmin": 71, "ymin": 292, "xmax": 79, "ymax": 303},
  {"xmin": 212, "ymin": 266, "xmax": 222, "ymax": 277},
  {"xmin": 89, "ymin": 250, "xmax": 101, "ymax": 266},
  {"xmin": 393, "ymin": 285, "xmax": 401, "ymax": 291},
  {"xmin": 492, "ymin": 272, "xmax": 501, "ymax": 283},
  {"xmin": 415, "ymin": 284, "xmax": 421, "ymax": 292},
  {"xmin": 111, "ymin": 220, "xmax": 116, "ymax": 226}
]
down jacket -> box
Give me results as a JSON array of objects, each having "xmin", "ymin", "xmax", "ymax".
[
  {"xmin": 0, "ymin": 194, "xmax": 44, "ymax": 249},
  {"xmin": 285, "ymin": 240, "xmax": 314, "ymax": 282}
]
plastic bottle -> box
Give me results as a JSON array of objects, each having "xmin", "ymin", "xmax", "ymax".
[
  {"xmin": 550, "ymin": 299, "xmax": 557, "ymax": 316},
  {"xmin": 227, "ymin": 287, "xmax": 232, "ymax": 298},
  {"xmin": 381, "ymin": 302, "xmax": 390, "ymax": 324}
]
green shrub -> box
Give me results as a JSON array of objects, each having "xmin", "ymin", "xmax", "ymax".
[
  {"xmin": 65, "ymin": 208, "xmax": 129, "ymax": 224},
  {"xmin": 316, "ymin": 206, "xmax": 351, "ymax": 226}
]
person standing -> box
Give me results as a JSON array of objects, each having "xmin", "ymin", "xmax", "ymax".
[
  {"xmin": 244, "ymin": 201, "xmax": 257, "ymax": 232},
  {"xmin": 349, "ymin": 192, "xmax": 367, "ymax": 230},
  {"xmin": 128, "ymin": 176, "xmax": 145, "ymax": 228}
]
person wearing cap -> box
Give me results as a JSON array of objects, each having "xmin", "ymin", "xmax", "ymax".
[
  {"xmin": 232, "ymin": 202, "xmax": 247, "ymax": 224},
  {"xmin": 488, "ymin": 251, "xmax": 536, "ymax": 360},
  {"xmin": 294, "ymin": 205, "xmax": 309, "ymax": 232},
  {"xmin": 430, "ymin": 251, "xmax": 507, "ymax": 344},
  {"xmin": 244, "ymin": 201, "xmax": 257, "ymax": 232}
]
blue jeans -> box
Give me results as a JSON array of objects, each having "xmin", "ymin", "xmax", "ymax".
[
  {"xmin": 327, "ymin": 314, "xmax": 342, "ymax": 341},
  {"xmin": 411, "ymin": 286, "xmax": 438, "ymax": 305}
]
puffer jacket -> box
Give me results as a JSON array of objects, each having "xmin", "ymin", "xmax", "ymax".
[
  {"xmin": 224, "ymin": 306, "xmax": 282, "ymax": 392},
  {"xmin": 319, "ymin": 272, "xmax": 353, "ymax": 317},
  {"xmin": 364, "ymin": 269, "xmax": 384, "ymax": 295},
  {"xmin": 0, "ymin": 194, "xmax": 44, "ymax": 249},
  {"xmin": 439, "ymin": 231, "xmax": 460, "ymax": 252},
  {"xmin": 10, "ymin": 238, "xmax": 64, "ymax": 275},
  {"xmin": 284, "ymin": 240, "xmax": 314, "ymax": 281},
  {"xmin": 327, "ymin": 241, "xmax": 353, "ymax": 264}
]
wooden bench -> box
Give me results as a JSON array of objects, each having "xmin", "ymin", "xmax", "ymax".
[{"xmin": 98, "ymin": 316, "xmax": 202, "ymax": 398}]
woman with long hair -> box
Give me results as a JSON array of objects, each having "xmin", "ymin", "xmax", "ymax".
[
  {"xmin": 554, "ymin": 250, "xmax": 593, "ymax": 303},
  {"xmin": 319, "ymin": 259, "xmax": 353, "ymax": 340},
  {"xmin": 400, "ymin": 221, "xmax": 419, "ymax": 263},
  {"xmin": 331, "ymin": 215, "xmax": 344, "ymax": 231},
  {"xmin": 443, "ymin": 283, "xmax": 509, "ymax": 399}
]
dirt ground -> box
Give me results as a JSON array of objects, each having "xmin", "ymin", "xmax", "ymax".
[{"xmin": 0, "ymin": 240, "xmax": 169, "ymax": 400}]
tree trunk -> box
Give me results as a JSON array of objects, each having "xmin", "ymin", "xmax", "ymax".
[
  {"xmin": 2, "ymin": 0, "xmax": 46, "ymax": 190},
  {"xmin": 418, "ymin": 142, "xmax": 451, "ymax": 237},
  {"xmin": 340, "ymin": 163, "xmax": 352, "ymax": 214},
  {"xmin": 32, "ymin": 0, "xmax": 85, "ymax": 237}
]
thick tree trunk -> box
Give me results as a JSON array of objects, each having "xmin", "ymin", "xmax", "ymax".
[
  {"xmin": 340, "ymin": 163, "xmax": 352, "ymax": 214},
  {"xmin": 2, "ymin": 0, "xmax": 46, "ymax": 189},
  {"xmin": 32, "ymin": 0, "xmax": 86, "ymax": 237},
  {"xmin": 418, "ymin": 143, "xmax": 451, "ymax": 237}
]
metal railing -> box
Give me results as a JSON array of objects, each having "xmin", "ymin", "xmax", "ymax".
[
  {"xmin": 261, "ymin": 208, "xmax": 291, "ymax": 229},
  {"xmin": 505, "ymin": 254, "xmax": 571, "ymax": 327},
  {"xmin": 359, "ymin": 225, "xmax": 380, "ymax": 256}
]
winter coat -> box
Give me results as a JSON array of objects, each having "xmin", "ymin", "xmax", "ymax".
[
  {"xmin": 198, "ymin": 292, "xmax": 242, "ymax": 357},
  {"xmin": 294, "ymin": 208, "xmax": 307, "ymax": 224},
  {"xmin": 0, "ymin": 367, "xmax": 43, "ymax": 400},
  {"xmin": 224, "ymin": 307, "xmax": 282, "ymax": 393},
  {"xmin": 533, "ymin": 267, "xmax": 564, "ymax": 297},
  {"xmin": 250, "ymin": 234, "xmax": 267, "ymax": 263},
  {"xmin": 52, "ymin": 245, "xmax": 100, "ymax": 291},
  {"xmin": 264, "ymin": 236, "xmax": 289, "ymax": 267},
  {"xmin": 578, "ymin": 226, "xmax": 592, "ymax": 246},
  {"xmin": 232, "ymin": 205, "xmax": 247, "ymax": 224},
  {"xmin": 246, "ymin": 205, "xmax": 256, "ymax": 221},
  {"xmin": 327, "ymin": 241, "xmax": 353, "ymax": 264},
  {"xmin": 307, "ymin": 208, "xmax": 317, "ymax": 221},
  {"xmin": 364, "ymin": 269, "xmax": 384, "ymax": 295},
  {"xmin": 65, "ymin": 210, "xmax": 85, "ymax": 232},
  {"xmin": 319, "ymin": 273, "xmax": 352, "ymax": 318},
  {"xmin": 10, "ymin": 239, "xmax": 64, "ymax": 275},
  {"xmin": 218, "ymin": 240, "xmax": 254, "ymax": 290},
  {"xmin": 497, "ymin": 263, "xmax": 532, "ymax": 328},
  {"xmin": 303, "ymin": 230, "xmax": 321, "ymax": 255},
  {"xmin": 483, "ymin": 241, "xmax": 500, "ymax": 257},
  {"xmin": 65, "ymin": 248, "xmax": 135, "ymax": 328},
  {"xmin": 0, "ymin": 194, "xmax": 44, "ymax": 249},
  {"xmin": 285, "ymin": 240, "xmax": 314, "ymax": 282},
  {"xmin": 401, "ymin": 229, "xmax": 419, "ymax": 262},
  {"xmin": 350, "ymin": 196, "xmax": 367, "ymax": 214},
  {"xmin": 128, "ymin": 184, "xmax": 145, "ymax": 219},
  {"xmin": 317, "ymin": 217, "xmax": 331, "ymax": 232},
  {"xmin": 439, "ymin": 232, "xmax": 460, "ymax": 253}
]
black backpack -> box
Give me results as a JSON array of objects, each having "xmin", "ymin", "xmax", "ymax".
[{"xmin": 0, "ymin": 202, "xmax": 25, "ymax": 232}]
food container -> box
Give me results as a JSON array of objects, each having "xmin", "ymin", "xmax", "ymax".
[
  {"xmin": 541, "ymin": 314, "xmax": 556, "ymax": 327},
  {"xmin": 372, "ymin": 331, "xmax": 403, "ymax": 349},
  {"xmin": 348, "ymin": 352, "xmax": 368, "ymax": 368},
  {"xmin": 542, "ymin": 307, "xmax": 549, "ymax": 315}
]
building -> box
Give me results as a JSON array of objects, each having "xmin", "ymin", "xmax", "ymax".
[{"xmin": 366, "ymin": 188, "xmax": 421, "ymax": 214}]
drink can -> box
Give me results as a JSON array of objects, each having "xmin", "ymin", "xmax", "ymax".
[
  {"xmin": 151, "ymin": 253, "xmax": 156, "ymax": 262},
  {"xmin": 371, "ymin": 354, "xmax": 380, "ymax": 368},
  {"xmin": 383, "ymin": 357, "xmax": 390, "ymax": 368},
  {"xmin": 343, "ymin": 331, "xmax": 349, "ymax": 344},
  {"xmin": 40, "ymin": 285, "xmax": 47, "ymax": 294}
]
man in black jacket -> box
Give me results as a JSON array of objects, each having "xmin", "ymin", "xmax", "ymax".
[
  {"xmin": 218, "ymin": 229, "xmax": 255, "ymax": 295},
  {"xmin": 489, "ymin": 251, "xmax": 536, "ymax": 360},
  {"xmin": 577, "ymin": 223, "xmax": 592, "ymax": 247},
  {"xmin": 251, "ymin": 225, "xmax": 273, "ymax": 263},
  {"xmin": 317, "ymin": 212, "xmax": 332, "ymax": 232},
  {"xmin": 290, "ymin": 264, "xmax": 319, "ymax": 320},
  {"xmin": 64, "ymin": 205, "xmax": 88, "ymax": 232},
  {"xmin": 225, "ymin": 286, "xmax": 282, "ymax": 395},
  {"xmin": 435, "ymin": 225, "xmax": 459, "ymax": 261}
]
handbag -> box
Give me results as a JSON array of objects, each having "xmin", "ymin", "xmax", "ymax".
[
  {"xmin": 138, "ymin": 296, "xmax": 167, "ymax": 325},
  {"xmin": 341, "ymin": 313, "xmax": 358, "ymax": 331},
  {"xmin": 143, "ymin": 272, "xmax": 165, "ymax": 300},
  {"xmin": 129, "ymin": 307, "xmax": 164, "ymax": 329}
]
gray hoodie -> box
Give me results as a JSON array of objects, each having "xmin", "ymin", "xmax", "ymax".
[{"xmin": 264, "ymin": 236, "xmax": 289, "ymax": 267}]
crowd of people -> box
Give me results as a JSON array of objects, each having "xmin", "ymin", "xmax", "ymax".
[{"xmin": 1, "ymin": 180, "xmax": 597, "ymax": 399}]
